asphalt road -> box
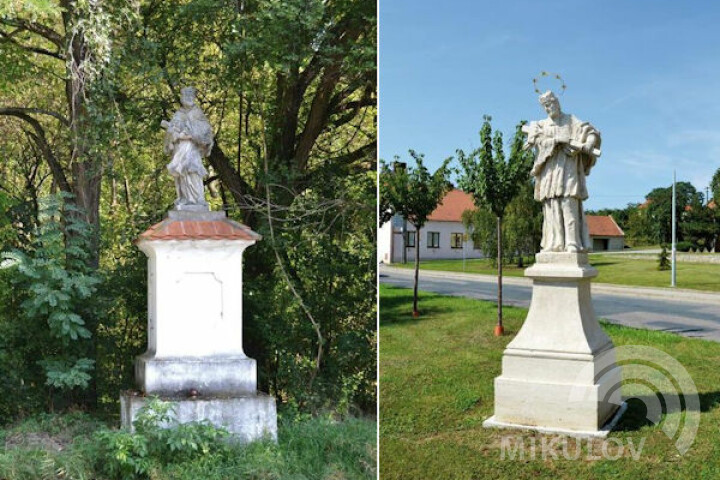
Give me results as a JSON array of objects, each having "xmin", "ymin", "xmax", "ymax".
[{"xmin": 380, "ymin": 266, "xmax": 720, "ymax": 342}]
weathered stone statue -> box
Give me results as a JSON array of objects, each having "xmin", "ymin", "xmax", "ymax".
[
  {"xmin": 523, "ymin": 91, "xmax": 601, "ymax": 252},
  {"xmin": 161, "ymin": 87, "xmax": 213, "ymax": 210},
  {"xmin": 484, "ymin": 85, "xmax": 623, "ymax": 437}
]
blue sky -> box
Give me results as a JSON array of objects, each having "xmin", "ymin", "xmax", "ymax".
[{"xmin": 379, "ymin": 0, "xmax": 720, "ymax": 210}]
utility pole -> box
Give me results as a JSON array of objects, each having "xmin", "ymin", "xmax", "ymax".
[{"xmin": 671, "ymin": 170, "xmax": 677, "ymax": 288}]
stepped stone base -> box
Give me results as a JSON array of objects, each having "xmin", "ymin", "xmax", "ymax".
[
  {"xmin": 135, "ymin": 354, "xmax": 257, "ymax": 396},
  {"xmin": 120, "ymin": 392, "xmax": 277, "ymax": 443},
  {"xmin": 485, "ymin": 253, "xmax": 625, "ymax": 436}
]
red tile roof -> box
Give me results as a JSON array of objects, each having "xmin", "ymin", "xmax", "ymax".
[
  {"xmin": 586, "ymin": 215, "xmax": 624, "ymax": 237},
  {"xmin": 139, "ymin": 218, "xmax": 260, "ymax": 241},
  {"xmin": 428, "ymin": 189, "xmax": 477, "ymax": 222}
]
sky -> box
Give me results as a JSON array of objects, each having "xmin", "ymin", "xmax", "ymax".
[{"xmin": 379, "ymin": 0, "xmax": 720, "ymax": 210}]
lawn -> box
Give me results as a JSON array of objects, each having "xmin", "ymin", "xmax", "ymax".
[
  {"xmin": 0, "ymin": 412, "xmax": 376, "ymax": 480},
  {"xmin": 379, "ymin": 285, "xmax": 720, "ymax": 480},
  {"xmin": 391, "ymin": 255, "xmax": 720, "ymax": 292}
]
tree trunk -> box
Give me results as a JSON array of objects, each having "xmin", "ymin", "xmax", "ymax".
[
  {"xmin": 496, "ymin": 216, "xmax": 504, "ymax": 335},
  {"xmin": 413, "ymin": 225, "xmax": 420, "ymax": 317}
]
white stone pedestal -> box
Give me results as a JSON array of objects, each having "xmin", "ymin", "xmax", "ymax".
[
  {"xmin": 120, "ymin": 210, "xmax": 277, "ymax": 442},
  {"xmin": 483, "ymin": 253, "xmax": 624, "ymax": 436}
]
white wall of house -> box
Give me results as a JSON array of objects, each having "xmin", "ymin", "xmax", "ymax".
[
  {"xmin": 591, "ymin": 236, "xmax": 625, "ymax": 252},
  {"xmin": 378, "ymin": 220, "xmax": 394, "ymax": 263},
  {"xmin": 378, "ymin": 216, "xmax": 484, "ymax": 263}
]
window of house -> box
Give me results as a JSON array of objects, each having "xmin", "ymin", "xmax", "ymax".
[
  {"xmin": 405, "ymin": 231, "xmax": 416, "ymax": 248},
  {"xmin": 427, "ymin": 231, "xmax": 440, "ymax": 248},
  {"xmin": 450, "ymin": 233, "xmax": 464, "ymax": 249}
]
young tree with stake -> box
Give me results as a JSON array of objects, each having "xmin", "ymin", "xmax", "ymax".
[
  {"xmin": 457, "ymin": 116, "xmax": 533, "ymax": 335},
  {"xmin": 380, "ymin": 151, "xmax": 451, "ymax": 317}
]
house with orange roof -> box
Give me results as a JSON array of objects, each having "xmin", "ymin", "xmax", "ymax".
[
  {"xmin": 586, "ymin": 215, "xmax": 625, "ymax": 251},
  {"xmin": 379, "ymin": 191, "xmax": 627, "ymax": 262},
  {"xmin": 378, "ymin": 189, "xmax": 483, "ymax": 263}
]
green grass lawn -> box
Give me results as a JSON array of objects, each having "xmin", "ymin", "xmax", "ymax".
[
  {"xmin": 391, "ymin": 255, "xmax": 720, "ymax": 292},
  {"xmin": 379, "ymin": 285, "xmax": 720, "ymax": 480},
  {"xmin": 0, "ymin": 412, "xmax": 376, "ymax": 480}
]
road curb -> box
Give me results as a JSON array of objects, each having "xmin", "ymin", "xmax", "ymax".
[{"xmin": 380, "ymin": 266, "xmax": 720, "ymax": 305}]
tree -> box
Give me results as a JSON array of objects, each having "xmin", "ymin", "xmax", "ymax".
[
  {"xmin": 0, "ymin": 0, "xmax": 378, "ymax": 416},
  {"xmin": 711, "ymin": 167, "xmax": 720, "ymax": 203},
  {"xmin": 457, "ymin": 116, "xmax": 533, "ymax": 335},
  {"xmin": 380, "ymin": 151, "xmax": 451, "ymax": 317},
  {"xmin": 502, "ymin": 180, "xmax": 542, "ymax": 267},
  {"xmin": 2, "ymin": 194, "xmax": 100, "ymax": 409},
  {"xmin": 0, "ymin": 0, "xmax": 135, "ymax": 267},
  {"xmin": 645, "ymin": 182, "xmax": 701, "ymax": 244},
  {"xmin": 682, "ymin": 199, "xmax": 719, "ymax": 252},
  {"xmin": 658, "ymin": 245, "xmax": 670, "ymax": 270}
]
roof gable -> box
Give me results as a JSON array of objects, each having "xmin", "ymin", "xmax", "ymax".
[
  {"xmin": 586, "ymin": 215, "xmax": 624, "ymax": 237},
  {"xmin": 428, "ymin": 189, "xmax": 476, "ymax": 222}
]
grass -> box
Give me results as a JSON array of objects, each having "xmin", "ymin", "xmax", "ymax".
[
  {"xmin": 379, "ymin": 285, "xmax": 720, "ymax": 480},
  {"xmin": 0, "ymin": 411, "xmax": 376, "ymax": 479},
  {"xmin": 391, "ymin": 255, "xmax": 720, "ymax": 292}
]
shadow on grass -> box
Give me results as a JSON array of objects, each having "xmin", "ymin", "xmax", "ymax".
[
  {"xmin": 614, "ymin": 391, "xmax": 720, "ymax": 433},
  {"xmin": 589, "ymin": 260, "xmax": 621, "ymax": 267},
  {"xmin": 380, "ymin": 287, "xmax": 456, "ymax": 326}
]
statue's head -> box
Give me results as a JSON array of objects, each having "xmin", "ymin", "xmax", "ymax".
[
  {"xmin": 180, "ymin": 87, "xmax": 197, "ymax": 108},
  {"xmin": 539, "ymin": 90, "xmax": 561, "ymax": 119}
]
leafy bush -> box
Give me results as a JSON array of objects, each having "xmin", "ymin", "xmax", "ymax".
[
  {"xmin": 94, "ymin": 398, "xmax": 230, "ymax": 479},
  {"xmin": 0, "ymin": 194, "xmax": 100, "ymax": 412},
  {"xmin": 0, "ymin": 409, "xmax": 376, "ymax": 480},
  {"xmin": 658, "ymin": 245, "xmax": 670, "ymax": 270},
  {"xmin": 676, "ymin": 241, "xmax": 694, "ymax": 252}
]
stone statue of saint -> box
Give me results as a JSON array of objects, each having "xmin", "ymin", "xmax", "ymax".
[
  {"xmin": 161, "ymin": 87, "xmax": 214, "ymax": 209},
  {"xmin": 524, "ymin": 91, "xmax": 601, "ymax": 252}
]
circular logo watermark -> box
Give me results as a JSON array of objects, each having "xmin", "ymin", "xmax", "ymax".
[{"xmin": 569, "ymin": 345, "xmax": 700, "ymax": 455}]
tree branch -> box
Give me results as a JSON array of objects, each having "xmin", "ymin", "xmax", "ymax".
[
  {"xmin": 0, "ymin": 109, "xmax": 71, "ymax": 192},
  {"xmin": 0, "ymin": 29, "xmax": 65, "ymax": 60},
  {"xmin": 0, "ymin": 18, "xmax": 63, "ymax": 47},
  {"xmin": 0, "ymin": 107, "xmax": 70, "ymax": 127},
  {"xmin": 206, "ymin": 142, "xmax": 253, "ymax": 205}
]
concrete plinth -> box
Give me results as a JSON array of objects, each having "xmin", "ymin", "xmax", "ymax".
[
  {"xmin": 485, "ymin": 252, "xmax": 624, "ymax": 435},
  {"xmin": 121, "ymin": 210, "xmax": 277, "ymax": 441},
  {"xmin": 135, "ymin": 355, "xmax": 257, "ymax": 395},
  {"xmin": 120, "ymin": 392, "xmax": 277, "ymax": 443}
]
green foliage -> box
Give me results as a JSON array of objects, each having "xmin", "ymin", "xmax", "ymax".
[
  {"xmin": 457, "ymin": 115, "xmax": 533, "ymax": 327},
  {"xmin": 0, "ymin": 0, "xmax": 377, "ymax": 419},
  {"xmin": 462, "ymin": 207, "xmax": 497, "ymax": 265},
  {"xmin": 246, "ymin": 173, "xmax": 377, "ymax": 413},
  {"xmin": 503, "ymin": 182, "xmax": 542, "ymax": 266},
  {"xmin": 456, "ymin": 116, "xmax": 533, "ymax": 219},
  {"xmin": 711, "ymin": 167, "xmax": 720, "ymax": 203},
  {"xmin": 1, "ymin": 194, "xmax": 100, "ymax": 406},
  {"xmin": 95, "ymin": 398, "xmax": 231, "ymax": 479},
  {"xmin": 676, "ymin": 240, "xmax": 694, "ymax": 252},
  {"xmin": 380, "ymin": 151, "xmax": 452, "ymax": 231},
  {"xmin": 658, "ymin": 245, "xmax": 670, "ymax": 270},
  {"xmin": 462, "ymin": 184, "xmax": 541, "ymax": 269},
  {"xmin": 0, "ymin": 411, "xmax": 376, "ymax": 480},
  {"xmin": 646, "ymin": 181, "xmax": 701, "ymax": 244},
  {"xmin": 380, "ymin": 151, "xmax": 451, "ymax": 315},
  {"xmin": 682, "ymin": 199, "xmax": 719, "ymax": 252},
  {"xmin": 0, "ymin": 0, "xmax": 61, "ymax": 18},
  {"xmin": 624, "ymin": 204, "xmax": 655, "ymax": 246}
]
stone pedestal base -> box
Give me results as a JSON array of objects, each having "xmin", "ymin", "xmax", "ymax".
[
  {"xmin": 120, "ymin": 392, "xmax": 277, "ymax": 443},
  {"xmin": 135, "ymin": 354, "xmax": 257, "ymax": 396},
  {"xmin": 485, "ymin": 253, "xmax": 624, "ymax": 436},
  {"xmin": 483, "ymin": 402, "xmax": 627, "ymax": 439}
]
